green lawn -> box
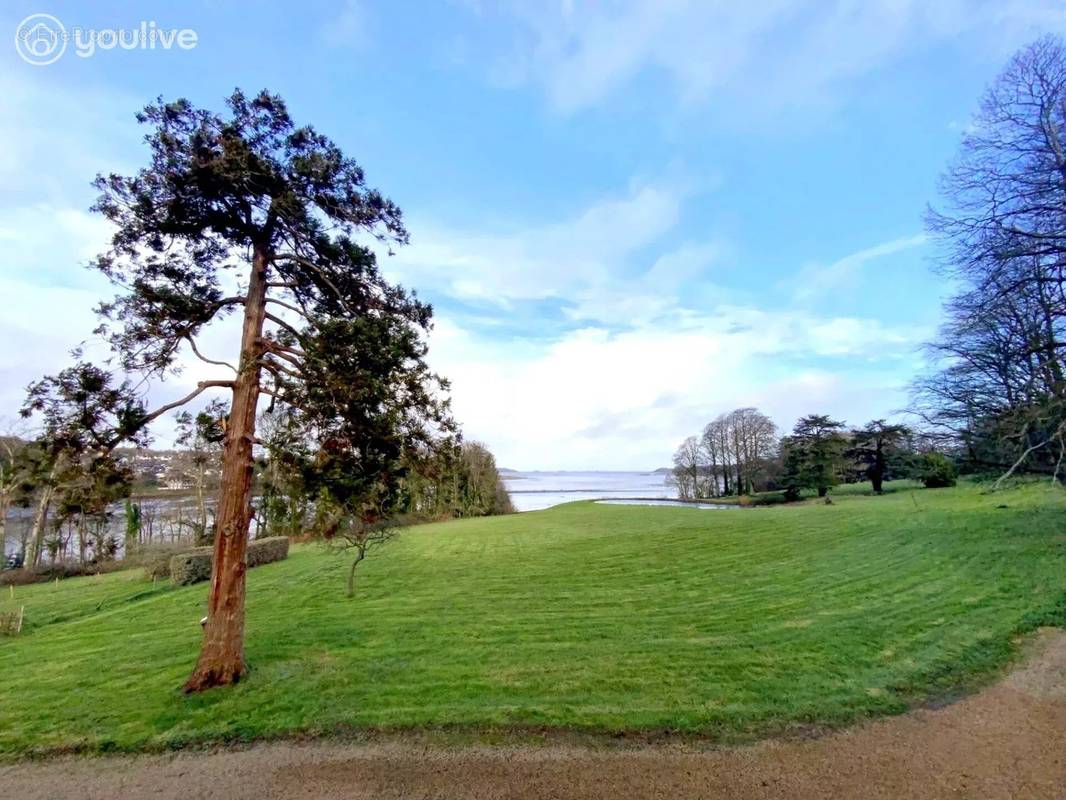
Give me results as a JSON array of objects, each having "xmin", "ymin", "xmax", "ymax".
[{"xmin": 1, "ymin": 479, "xmax": 1064, "ymax": 756}]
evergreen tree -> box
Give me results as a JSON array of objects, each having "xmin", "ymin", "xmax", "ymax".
[
  {"xmin": 781, "ymin": 415, "xmax": 848, "ymax": 500},
  {"xmin": 27, "ymin": 90, "xmax": 448, "ymax": 691}
]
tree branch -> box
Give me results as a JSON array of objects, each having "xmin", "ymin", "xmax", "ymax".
[
  {"xmin": 272, "ymin": 253, "xmax": 357, "ymax": 315},
  {"xmin": 259, "ymin": 356, "xmax": 303, "ymax": 381},
  {"xmin": 265, "ymin": 296, "xmax": 314, "ymax": 322},
  {"xmin": 264, "ymin": 312, "xmax": 307, "ymax": 343},
  {"xmin": 186, "ymin": 335, "xmax": 237, "ymax": 373}
]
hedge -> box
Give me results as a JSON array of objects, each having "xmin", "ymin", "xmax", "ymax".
[{"xmin": 169, "ymin": 536, "xmax": 290, "ymax": 586}]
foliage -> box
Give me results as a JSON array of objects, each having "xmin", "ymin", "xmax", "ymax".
[
  {"xmin": 781, "ymin": 415, "xmax": 848, "ymax": 499},
  {"xmin": 671, "ymin": 407, "xmax": 779, "ymax": 499},
  {"xmin": 245, "ymin": 536, "xmax": 290, "ymax": 568},
  {"xmin": 0, "ymin": 558, "xmax": 131, "ymax": 587},
  {"xmin": 21, "ymin": 88, "xmax": 454, "ymax": 689},
  {"xmin": 914, "ymin": 452, "xmax": 958, "ymax": 489},
  {"xmin": 0, "ymin": 434, "xmax": 33, "ymax": 558},
  {"xmin": 134, "ymin": 541, "xmax": 192, "ymax": 580},
  {"xmin": 16, "ymin": 363, "xmax": 144, "ymax": 567},
  {"xmin": 0, "ymin": 480, "xmax": 1063, "ymax": 754},
  {"xmin": 847, "ymin": 420, "xmax": 913, "ymax": 493},
  {"xmin": 169, "ymin": 537, "xmax": 290, "ymax": 585},
  {"xmin": 168, "ymin": 547, "xmax": 215, "ymax": 586}
]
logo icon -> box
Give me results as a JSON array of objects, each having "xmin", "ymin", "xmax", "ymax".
[{"xmin": 14, "ymin": 13, "xmax": 67, "ymax": 65}]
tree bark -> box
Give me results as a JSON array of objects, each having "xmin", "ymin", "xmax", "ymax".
[
  {"xmin": 347, "ymin": 549, "xmax": 366, "ymax": 598},
  {"xmin": 183, "ymin": 246, "xmax": 269, "ymax": 693},
  {"xmin": 0, "ymin": 495, "xmax": 9, "ymax": 562},
  {"xmin": 27, "ymin": 479, "xmax": 55, "ymax": 568}
]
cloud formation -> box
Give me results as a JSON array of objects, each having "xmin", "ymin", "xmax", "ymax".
[{"xmin": 469, "ymin": 0, "xmax": 1065, "ymax": 113}]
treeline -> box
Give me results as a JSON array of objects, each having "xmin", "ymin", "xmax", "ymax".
[
  {"xmin": 255, "ymin": 434, "xmax": 513, "ymax": 542},
  {"xmin": 1, "ymin": 416, "xmax": 513, "ymax": 572},
  {"xmin": 913, "ymin": 36, "xmax": 1064, "ymax": 483},
  {"xmin": 671, "ymin": 409, "xmax": 955, "ymax": 501},
  {"xmin": 672, "ymin": 37, "xmax": 1066, "ymax": 495}
]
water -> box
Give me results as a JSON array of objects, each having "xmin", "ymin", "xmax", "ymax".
[
  {"xmin": 502, "ymin": 470, "xmax": 676, "ymax": 512},
  {"xmin": 596, "ymin": 499, "xmax": 731, "ymax": 510},
  {"xmin": 2, "ymin": 495, "xmax": 249, "ymax": 562},
  {"xmin": 3, "ymin": 472, "xmax": 682, "ymax": 559}
]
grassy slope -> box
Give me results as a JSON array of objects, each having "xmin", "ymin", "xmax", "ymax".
[{"xmin": 0, "ymin": 480, "xmax": 1064, "ymax": 755}]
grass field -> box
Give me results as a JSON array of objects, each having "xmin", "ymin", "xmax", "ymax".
[{"xmin": 0, "ymin": 479, "xmax": 1064, "ymax": 756}]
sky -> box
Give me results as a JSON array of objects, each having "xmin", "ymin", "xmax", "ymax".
[{"xmin": 2, "ymin": 1, "xmax": 1064, "ymax": 470}]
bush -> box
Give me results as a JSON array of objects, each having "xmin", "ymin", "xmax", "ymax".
[
  {"xmin": 0, "ymin": 559, "xmax": 129, "ymax": 586},
  {"xmin": 169, "ymin": 546, "xmax": 213, "ymax": 586},
  {"xmin": 169, "ymin": 536, "xmax": 290, "ymax": 586},
  {"xmin": 916, "ymin": 452, "xmax": 958, "ymax": 488},
  {"xmin": 246, "ymin": 536, "xmax": 290, "ymax": 568},
  {"xmin": 134, "ymin": 541, "xmax": 193, "ymax": 580}
]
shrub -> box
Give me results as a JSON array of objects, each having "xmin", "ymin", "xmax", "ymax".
[
  {"xmin": 916, "ymin": 452, "xmax": 958, "ymax": 488},
  {"xmin": 169, "ymin": 546, "xmax": 214, "ymax": 586},
  {"xmin": 246, "ymin": 536, "xmax": 290, "ymax": 568},
  {"xmin": 169, "ymin": 536, "xmax": 290, "ymax": 586},
  {"xmin": 0, "ymin": 559, "xmax": 129, "ymax": 586},
  {"xmin": 134, "ymin": 541, "xmax": 193, "ymax": 580}
]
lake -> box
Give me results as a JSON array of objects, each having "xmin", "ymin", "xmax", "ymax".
[{"xmin": 501, "ymin": 470, "xmax": 676, "ymax": 512}]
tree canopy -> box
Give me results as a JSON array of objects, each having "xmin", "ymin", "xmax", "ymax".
[{"xmin": 20, "ymin": 89, "xmax": 456, "ymax": 692}]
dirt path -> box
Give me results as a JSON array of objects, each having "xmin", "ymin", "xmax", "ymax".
[{"xmin": 4, "ymin": 629, "xmax": 1065, "ymax": 800}]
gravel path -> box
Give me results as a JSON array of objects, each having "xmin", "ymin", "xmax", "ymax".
[{"xmin": 4, "ymin": 629, "xmax": 1065, "ymax": 800}]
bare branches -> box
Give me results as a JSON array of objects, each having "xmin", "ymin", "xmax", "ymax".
[
  {"xmin": 260, "ymin": 339, "xmax": 305, "ymax": 367},
  {"xmin": 993, "ymin": 418, "xmax": 1066, "ymax": 489},
  {"xmin": 186, "ymin": 336, "xmax": 237, "ymax": 373},
  {"xmin": 265, "ymin": 295, "xmax": 312, "ymax": 321},
  {"xmin": 264, "ymin": 311, "xmax": 307, "ymax": 343},
  {"xmin": 919, "ymin": 37, "xmax": 1066, "ymax": 484},
  {"xmin": 138, "ymin": 381, "xmax": 235, "ymax": 429},
  {"xmin": 259, "ymin": 356, "xmax": 302, "ymax": 381},
  {"xmin": 272, "ymin": 252, "xmax": 357, "ymax": 316}
]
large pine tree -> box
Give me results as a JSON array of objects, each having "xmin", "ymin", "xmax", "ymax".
[{"xmin": 68, "ymin": 89, "xmax": 449, "ymax": 691}]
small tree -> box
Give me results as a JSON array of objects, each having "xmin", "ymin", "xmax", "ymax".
[
  {"xmin": 21, "ymin": 361, "xmax": 152, "ymax": 566},
  {"xmin": 781, "ymin": 415, "xmax": 848, "ymax": 499},
  {"xmin": 52, "ymin": 453, "xmax": 133, "ymax": 564},
  {"xmin": 0, "ymin": 429, "xmax": 32, "ymax": 561},
  {"xmin": 174, "ymin": 400, "xmax": 227, "ymax": 545},
  {"xmin": 671, "ymin": 436, "xmax": 703, "ymax": 499}
]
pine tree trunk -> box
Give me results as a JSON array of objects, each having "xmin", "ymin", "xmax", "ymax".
[{"xmin": 183, "ymin": 246, "xmax": 269, "ymax": 693}]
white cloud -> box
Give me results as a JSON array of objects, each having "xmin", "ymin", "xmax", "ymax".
[
  {"xmin": 472, "ymin": 0, "xmax": 1066, "ymax": 113},
  {"xmin": 390, "ymin": 182, "xmax": 683, "ymax": 310},
  {"xmin": 391, "ymin": 178, "xmax": 930, "ymax": 469},
  {"xmin": 428, "ymin": 306, "xmax": 926, "ymax": 470},
  {"xmin": 788, "ymin": 234, "xmax": 927, "ymax": 304},
  {"xmin": 321, "ymin": 0, "xmax": 368, "ymax": 48}
]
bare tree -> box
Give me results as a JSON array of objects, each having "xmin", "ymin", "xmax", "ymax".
[
  {"xmin": 672, "ymin": 436, "xmax": 703, "ymax": 500},
  {"xmin": 920, "ymin": 36, "xmax": 1066, "ymax": 482},
  {"xmin": 0, "ymin": 423, "xmax": 33, "ymax": 561},
  {"xmin": 697, "ymin": 409, "xmax": 778, "ymax": 497}
]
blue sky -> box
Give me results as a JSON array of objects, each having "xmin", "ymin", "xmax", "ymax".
[{"xmin": 2, "ymin": 1, "xmax": 1064, "ymax": 469}]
